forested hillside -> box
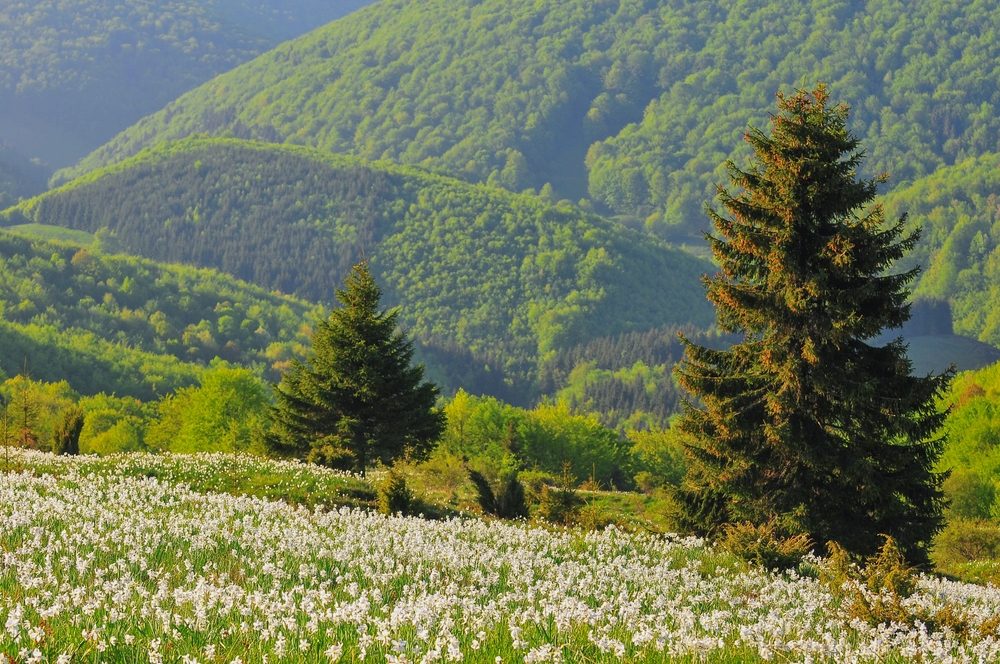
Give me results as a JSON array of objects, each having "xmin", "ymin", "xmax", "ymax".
[
  {"xmin": 7, "ymin": 138, "xmax": 714, "ymax": 391},
  {"xmin": 63, "ymin": 0, "xmax": 1000, "ymax": 240},
  {"xmin": 0, "ymin": 145, "xmax": 49, "ymax": 209},
  {"xmin": 0, "ymin": 230, "xmax": 323, "ymax": 397},
  {"xmin": 883, "ymin": 153, "xmax": 1000, "ymax": 347},
  {"xmin": 0, "ymin": 0, "xmax": 373, "ymax": 166}
]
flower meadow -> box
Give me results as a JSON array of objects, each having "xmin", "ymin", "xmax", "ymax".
[{"xmin": 1, "ymin": 452, "xmax": 1000, "ymax": 663}]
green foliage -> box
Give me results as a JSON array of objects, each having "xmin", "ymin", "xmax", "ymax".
[
  {"xmin": 467, "ymin": 469, "xmax": 529, "ymax": 520},
  {"xmin": 0, "ymin": 0, "xmax": 372, "ymax": 165},
  {"xmin": 440, "ymin": 390, "xmax": 631, "ymax": 487},
  {"xmin": 677, "ymin": 88, "xmax": 949, "ymax": 563},
  {"xmin": 268, "ymin": 262, "xmax": 444, "ymax": 474},
  {"xmin": 882, "ymin": 153, "xmax": 1000, "ymax": 348},
  {"xmin": 535, "ymin": 465, "xmax": 584, "ymax": 525},
  {"xmin": 932, "ymin": 519, "xmax": 1000, "ymax": 583},
  {"xmin": 627, "ymin": 426, "xmax": 687, "ymax": 491},
  {"xmin": 943, "ymin": 469, "xmax": 996, "ymax": 520},
  {"xmin": 13, "ymin": 138, "xmax": 713, "ymax": 392},
  {"xmin": 378, "ymin": 470, "xmax": 415, "ymax": 516},
  {"xmin": 78, "ymin": 393, "xmax": 152, "ymax": 454},
  {"xmin": 52, "ymin": 406, "xmax": 84, "ymax": 455},
  {"xmin": 66, "ymin": 0, "xmax": 1000, "ymax": 243},
  {"xmin": 0, "ymin": 375, "xmax": 77, "ymax": 450},
  {"xmin": 146, "ymin": 363, "xmax": 270, "ymax": 454},
  {"xmin": 0, "ymin": 230, "xmax": 318, "ymax": 396},
  {"xmin": 719, "ymin": 521, "xmax": 813, "ymax": 571}
]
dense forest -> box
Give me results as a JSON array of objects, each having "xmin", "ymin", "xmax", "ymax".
[
  {"xmin": 883, "ymin": 153, "xmax": 1000, "ymax": 347},
  {"xmin": 0, "ymin": 229, "xmax": 325, "ymax": 397},
  {"xmin": 6, "ymin": 138, "xmax": 715, "ymax": 391},
  {"xmin": 0, "ymin": 0, "xmax": 373, "ymax": 166},
  {"xmin": 61, "ymin": 0, "xmax": 1000, "ymax": 241}
]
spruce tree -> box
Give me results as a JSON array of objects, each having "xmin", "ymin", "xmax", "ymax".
[
  {"xmin": 675, "ymin": 86, "xmax": 950, "ymax": 563},
  {"xmin": 267, "ymin": 261, "xmax": 444, "ymax": 473}
]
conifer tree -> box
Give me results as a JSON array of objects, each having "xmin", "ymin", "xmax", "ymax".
[
  {"xmin": 267, "ymin": 261, "xmax": 444, "ymax": 473},
  {"xmin": 675, "ymin": 86, "xmax": 950, "ymax": 563}
]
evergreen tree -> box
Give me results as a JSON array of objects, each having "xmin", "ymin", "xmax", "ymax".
[
  {"xmin": 267, "ymin": 261, "xmax": 444, "ymax": 473},
  {"xmin": 675, "ymin": 87, "xmax": 950, "ymax": 563},
  {"xmin": 53, "ymin": 407, "xmax": 84, "ymax": 455}
]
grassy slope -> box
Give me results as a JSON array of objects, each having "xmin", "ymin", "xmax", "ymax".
[{"xmin": 7, "ymin": 138, "xmax": 714, "ymax": 391}]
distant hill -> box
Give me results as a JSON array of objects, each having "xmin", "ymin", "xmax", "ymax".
[
  {"xmin": 0, "ymin": 0, "xmax": 373, "ymax": 166},
  {"xmin": 0, "ymin": 229, "xmax": 322, "ymax": 398},
  {"xmin": 882, "ymin": 153, "xmax": 1000, "ymax": 348},
  {"xmin": 4, "ymin": 138, "xmax": 715, "ymax": 393},
  {"xmin": 0, "ymin": 145, "xmax": 49, "ymax": 208},
  {"xmin": 61, "ymin": 0, "xmax": 1000, "ymax": 240}
]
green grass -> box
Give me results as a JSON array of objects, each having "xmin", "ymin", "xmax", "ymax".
[{"xmin": 6, "ymin": 222, "xmax": 94, "ymax": 244}]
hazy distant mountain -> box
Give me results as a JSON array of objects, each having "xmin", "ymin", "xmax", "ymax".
[{"xmin": 0, "ymin": 0, "xmax": 373, "ymax": 166}]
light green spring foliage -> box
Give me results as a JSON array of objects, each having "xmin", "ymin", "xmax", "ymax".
[
  {"xmin": 63, "ymin": 0, "xmax": 1000, "ymax": 241},
  {"xmin": 938, "ymin": 362, "xmax": 1000, "ymax": 520},
  {"xmin": 440, "ymin": 390, "xmax": 633, "ymax": 488},
  {"xmin": 0, "ymin": 0, "xmax": 372, "ymax": 165},
  {"xmin": 0, "ymin": 229, "xmax": 319, "ymax": 397},
  {"xmin": 147, "ymin": 364, "xmax": 271, "ymax": 454}
]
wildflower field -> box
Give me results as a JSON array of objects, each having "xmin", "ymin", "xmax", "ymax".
[{"xmin": 1, "ymin": 452, "xmax": 1000, "ymax": 663}]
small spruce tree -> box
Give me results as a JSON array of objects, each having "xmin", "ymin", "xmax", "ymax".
[
  {"xmin": 675, "ymin": 86, "xmax": 950, "ymax": 563},
  {"xmin": 267, "ymin": 261, "xmax": 444, "ymax": 474}
]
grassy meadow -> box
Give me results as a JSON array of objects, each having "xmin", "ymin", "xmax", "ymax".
[{"xmin": 1, "ymin": 450, "xmax": 999, "ymax": 663}]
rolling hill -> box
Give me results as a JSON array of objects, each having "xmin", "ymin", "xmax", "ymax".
[
  {"xmin": 883, "ymin": 152, "xmax": 1000, "ymax": 348},
  {"xmin": 60, "ymin": 0, "xmax": 1000, "ymax": 241},
  {"xmin": 0, "ymin": 0, "xmax": 373, "ymax": 166},
  {"xmin": 0, "ymin": 228, "xmax": 324, "ymax": 398},
  {"xmin": 5, "ymin": 138, "xmax": 715, "ymax": 394}
]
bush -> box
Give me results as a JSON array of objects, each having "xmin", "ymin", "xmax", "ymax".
[
  {"xmin": 943, "ymin": 469, "xmax": 996, "ymax": 520},
  {"xmin": 536, "ymin": 464, "xmax": 583, "ymax": 525},
  {"xmin": 932, "ymin": 518, "xmax": 1000, "ymax": 578},
  {"xmin": 378, "ymin": 471, "xmax": 415, "ymax": 516},
  {"xmin": 719, "ymin": 520, "xmax": 813, "ymax": 570},
  {"xmin": 468, "ymin": 469, "xmax": 529, "ymax": 519},
  {"xmin": 52, "ymin": 407, "xmax": 84, "ymax": 455}
]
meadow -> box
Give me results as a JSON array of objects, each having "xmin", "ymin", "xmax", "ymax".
[{"xmin": 1, "ymin": 450, "xmax": 999, "ymax": 663}]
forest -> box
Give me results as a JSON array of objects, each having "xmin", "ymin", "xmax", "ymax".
[
  {"xmin": 4, "ymin": 138, "xmax": 714, "ymax": 394},
  {"xmin": 61, "ymin": 0, "xmax": 1000, "ymax": 242}
]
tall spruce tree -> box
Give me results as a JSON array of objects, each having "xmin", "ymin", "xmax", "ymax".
[
  {"xmin": 675, "ymin": 86, "xmax": 950, "ymax": 563},
  {"xmin": 267, "ymin": 261, "xmax": 444, "ymax": 473}
]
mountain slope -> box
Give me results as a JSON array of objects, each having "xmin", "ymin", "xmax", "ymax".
[
  {"xmin": 0, "ymin": 0, "xmax": 373, "ymax": 166},
  {"xmin": 0, "ymin": 145, "xmax": 49, "ymax": 209},
  {"xmin": 6, "ymin": 138, "xmax": 715, "ymax": 390},
  {"xmin": 881, "ymin": 153, "xmax": 1000, "ymax": 347},
  {"xmin": 62, "ymin": 0, "xmax": 1000, "ymax": 239},
  {"xmin": 0, "ymin": 229, "xmax": 324, "ymax": 397}
]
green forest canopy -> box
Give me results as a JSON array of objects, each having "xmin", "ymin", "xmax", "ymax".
[
  {"xmin": 0, "ymin": 0, "xmax": 373, "ymax": 165},
  {"xmin": 0, "ymin": 229, "xmax": 322, "ymax": 397},
  {"xmin": 7, "ymin": 138, "xmax": 715, "ymax": 392},
  {"xmin": 61, "ymin": 0, "xmax": 1000, "ymax": 240}
]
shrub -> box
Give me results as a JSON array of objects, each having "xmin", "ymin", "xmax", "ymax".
[
  {"xmin": 378, "ymin": 471, "xmax": 415, "ymax": 516},
  {"xmin": 943, "ymin": 469, "xmax": 996, "ymax": 520},
  {"xmin": 719, "ymin": 520, "xmax": 813, "ymax": 570},
  {"xmin": 932, "ymin": 518, "xmax": 1000, "ymax": 577},
  {"xmin": 536, "ymin": 464, "xmax": 583, "ymax": 525},
  {"xmin": 468, "ymin": 469, "xmax": 529, "ymax": 519},
  {"xmin": 52, "ymin": 407, "xmax": 84, "ymax": 455}
]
